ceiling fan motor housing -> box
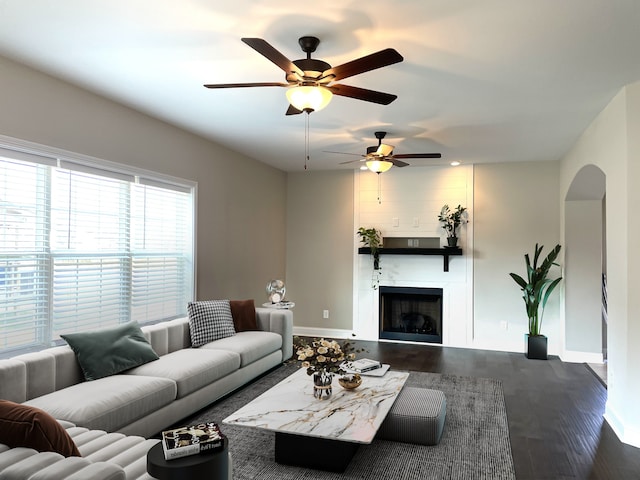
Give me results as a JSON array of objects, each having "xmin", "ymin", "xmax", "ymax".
[
  {"xmin": 290, "ymin": 58, "xmax": 332, "ymax": 83},
  {"xmin": 366, "ymin": 146, "xmax": 379, "ymax": 155}
]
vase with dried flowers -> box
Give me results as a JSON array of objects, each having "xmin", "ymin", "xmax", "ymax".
[{"xmin": 292, "ymin": 336, "xmax": 361, "ymax": 399}]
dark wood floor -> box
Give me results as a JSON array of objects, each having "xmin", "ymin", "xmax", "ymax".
[{"xmin": 354, "ymin": 340, "xmax": 640, "ymax": 480}]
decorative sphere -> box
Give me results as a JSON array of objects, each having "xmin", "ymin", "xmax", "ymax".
[{"xmin": 266, "ymin": 279, "xmax": 286, "ymax": 303}]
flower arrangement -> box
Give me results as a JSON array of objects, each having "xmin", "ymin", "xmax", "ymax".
[
  {"xmin": 438, "ymin": 204, "xmax": 467, "ymax": 238},
  {"xmin": 293, "ymin": 336, "xmax": 360, "ymax": 376}
]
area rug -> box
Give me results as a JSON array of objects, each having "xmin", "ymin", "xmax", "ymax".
[{"xmin": 181, "ymin": 365, "xmax": 516, "ymax": 480}]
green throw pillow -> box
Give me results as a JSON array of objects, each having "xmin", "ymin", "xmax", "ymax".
[{"xmin": 61, "ymin": 321, "xmax": 159, "ymax": 381}]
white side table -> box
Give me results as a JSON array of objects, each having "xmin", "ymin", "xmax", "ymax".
[{"xmin": 261, "ymin": 301, "xmax": 295, "ymax": 309}]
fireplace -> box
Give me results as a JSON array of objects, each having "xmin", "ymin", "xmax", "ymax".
[{"xmin": 379, "ymin": 286, "xmax": 443, "ymax": 344}]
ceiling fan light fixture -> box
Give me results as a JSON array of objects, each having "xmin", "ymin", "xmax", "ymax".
[
  {"xmin": 286, "ymin": 85, "xmax": 333, "ymax": 113},
  {"xmin": 366, "ymin": 159, "xmax": 393, "ymax": 173}
]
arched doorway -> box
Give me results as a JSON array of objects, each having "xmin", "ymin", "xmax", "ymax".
[{"xmin": 564, "ymin": 165, "xmax": 607, "ymax": 374}]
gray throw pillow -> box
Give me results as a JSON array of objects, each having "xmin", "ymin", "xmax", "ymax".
[
  {"xmin": 61, "ymin": 321, "xmax": 159, "ymax": 381},
  {"xmin": 188, "ymin": 300, "xmax": 236, "ymax": 347}
]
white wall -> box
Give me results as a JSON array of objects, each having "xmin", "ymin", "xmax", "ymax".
[
  {"xmin": 560, "ymin": 81, "xmax": 640, "ymax": 447},
  {"xmin": 353, "ymin": 165, "xmax": 473, "ymax": 346},
  {"xmin": 0, "ymin": 55, "xmax": 287, "ymax": 302}
]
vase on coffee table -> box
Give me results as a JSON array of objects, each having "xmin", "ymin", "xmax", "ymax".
[{"xmin": 312, "ymin": 370, "xmax": 333, "ymax": 400}]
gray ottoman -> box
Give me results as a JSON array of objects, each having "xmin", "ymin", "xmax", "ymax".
[{"xmin": 376, "ymin": 386, "xmax": 446, "ymax": 445}]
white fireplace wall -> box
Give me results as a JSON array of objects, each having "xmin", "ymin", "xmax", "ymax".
[{"xmin": 353, "ymin": 165, "xmax": 474, "ymax": 347}]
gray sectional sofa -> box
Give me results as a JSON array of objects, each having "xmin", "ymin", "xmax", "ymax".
[{"xmin": 0, "ymin": 306, "xmax": 293, "ymax": 479}]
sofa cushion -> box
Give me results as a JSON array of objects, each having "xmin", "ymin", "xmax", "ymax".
[
  {"xmin": 0, "ymin": 400, "xmax": 81, "ymax": 457},
  {"xmin": 188, "ymin": 300, "xmax": 236, "ymax": 347},
  {"xmin": 23, "ymin": 375, "xmax": 176, "ymax": 433},
  {"xmin": 125, "ymin": 348, "xmax": 241, "ymax": 398},
  {"xmin": 202, "ymin": 331, "xmax": 282, "ymax": 367},
  {"xmin": 230, "ymin": 299, "xmax": 258, "ymax": 332},
  {"xmin": 61, "ymin": 322, "xmax": 159, "ymax": 381}
]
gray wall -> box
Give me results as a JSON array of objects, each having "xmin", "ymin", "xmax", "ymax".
[
  {"xmin": 473, "ymin": 161, "xmax": 561, "ymax": 352},
  {"xmin": 286, "ymin": 170, "xmax": 354, "ymax": 330},
  {"xmin": 564, "ymin": 200, "xmax": 603, "ymax": 353},
  {"xmin": 0, "ymin": 55, "xmax": 287, "ymax": 303}
]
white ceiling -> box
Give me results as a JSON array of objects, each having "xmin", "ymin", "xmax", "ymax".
[{"xmin": 1, "ymin": 1, "xmax": 640, "ymax": 172}]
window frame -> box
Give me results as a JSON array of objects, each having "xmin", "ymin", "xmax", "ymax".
[{"xmin": 0, "ymin": 134, "xmax": 197, "ymax": 357}]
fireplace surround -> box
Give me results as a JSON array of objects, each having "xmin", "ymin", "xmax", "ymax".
[{"xmin": 379, "ymin": 286, "xmax": 443, "ymax": 344}]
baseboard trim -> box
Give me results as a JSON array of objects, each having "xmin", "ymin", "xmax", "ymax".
[
  {"xmin": 604, "ymin": 402, "xmax": 640, "ymax": 448},
  {"xmin": 293, "ymin": 326, "xmax": 355, "ymax": 340},
  {"xmin": 559, "ymin": 350, "xmax": 604, "ymax": 364}
]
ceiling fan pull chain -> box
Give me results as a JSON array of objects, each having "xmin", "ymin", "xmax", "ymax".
[
  {"xmin": 304, "ymin": 112, "xmax": 310, "ymax": 170},
  {"xmin": 377, "ymin": 172, "xmax": 382, "ymax": 204}
]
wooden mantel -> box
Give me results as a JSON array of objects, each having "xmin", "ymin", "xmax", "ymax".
[{"xmin": 358, "ymin": 247, "xmax": 462, "ymax": 272}]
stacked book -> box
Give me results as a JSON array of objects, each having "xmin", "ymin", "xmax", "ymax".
[
  {"xmin": 161, "ymin": 422, "xmax": 227, "ymax": 460},
  {"xmin": 348, "ymin": 358, "xmax": 382, "ymax": 373}
]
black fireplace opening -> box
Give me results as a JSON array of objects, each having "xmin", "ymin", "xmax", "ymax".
[{"xmin": 379, "ymin": 286, "xmax": 443, "ymax": 344}]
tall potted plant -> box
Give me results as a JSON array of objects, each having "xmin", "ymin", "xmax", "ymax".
[
  {"xmin": 438, "ymin": 204, "xmax": 467, "ymax": 247},
  {"xmin": 509, "ymin": 243, "xmax": 562, "ymax": 360}
]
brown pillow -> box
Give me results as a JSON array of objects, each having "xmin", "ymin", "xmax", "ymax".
[
  {"xmin": 230, "ymin": 299, "xmax": 258, "ymax": 332},
  {"xmin": 0, "ymin": 400, "xmax": 81, "ymax": 457}
]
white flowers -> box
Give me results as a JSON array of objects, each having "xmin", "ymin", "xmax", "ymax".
[{"xmin": 293, "ymin": 337, "xmax": 360, "ymax": 375}]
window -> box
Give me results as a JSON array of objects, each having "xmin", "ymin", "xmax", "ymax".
[{"xmin": 0, "ymin": 142, "xmax": 195, "ymax": 355}]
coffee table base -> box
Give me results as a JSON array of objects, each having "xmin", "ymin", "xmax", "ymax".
[{"xmin": 275, "ymin": 432, "xmax": 360, "ymax": 472}]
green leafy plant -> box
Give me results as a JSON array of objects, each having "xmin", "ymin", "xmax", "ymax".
[
  {"xmin": 357, "ymin": 227, "xmax": 382, "ymax": 270},
  {"xmin": 509, "ymin": 243, "xmax": 563, "ymax": 336},
  {"xmin": 438, "ymin": 204, "xmax": 467, "ymax": 238}
]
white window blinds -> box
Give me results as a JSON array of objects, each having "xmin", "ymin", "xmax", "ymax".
[{"xmin": 0, "ymin": 145, "xmax": 194, "ymax": 355}]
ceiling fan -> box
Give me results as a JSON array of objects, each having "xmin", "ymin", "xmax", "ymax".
[
  {"xmin": 328, "ymin": 131, "xmax": 442, "ymax": 172},
  {"xmin": 204, "ymin": 36, "xmax": 403, "ymax": 115}
]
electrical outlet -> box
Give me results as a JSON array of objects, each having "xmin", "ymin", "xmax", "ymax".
[
  {"xmin": 500, "ymin": 321, "xmax": 508, "ymax": 330},
  {"xmin": 413, "ymin": 217, "xmax": 419, "ymax": 227},
  {"xmin": 392, "ymin": 217, "xmax": 399, "ymax": 227},
  {"xmin": 323, "ymin": 310, "xmax": 329, "ymax": 319}
]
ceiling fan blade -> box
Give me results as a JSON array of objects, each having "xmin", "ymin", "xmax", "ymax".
[
  {"xmin": 392, "ymin": 153, "xmax": 442, "ymax": 159},
  {"xmin": 241, "ymin": 38, "xmax": 304, "ymax": 77},
  {"xmin": 323, "ymin": 48, "xmax": 403, "ymax": 82},
  {"xmin": 285, "ymin": 104, "xmax": 303, "ymax": 116},
  {"xmin": 204, "ymin": 82, "xmax": 288, "ymax": 89},
  {"xmin": 327, "ymin": 84, "xmax": 397, "ymax": 105},
  {"xmin": 323, "ymin": 151, "xmax": 364, "ymax": 157},
  {"xmin": 375, "ymin": 143, "xmax": 394, "ymax": 157},
  {"xmin": 390, "ymin": 159, "xmax": 410, "ymax": 167},
  {"xmin": 339, "ymin": 158, "xmax": 366, "ymax": 165}
]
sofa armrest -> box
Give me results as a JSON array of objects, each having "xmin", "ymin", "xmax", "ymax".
[{"xmin": 255, "ymin": 307, "xmax": 293, "ymax": 361}]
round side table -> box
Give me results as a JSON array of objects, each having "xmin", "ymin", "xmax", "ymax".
[{"xmin": 147, "ymin": 440, "xmax": 229, "ymax": 480}]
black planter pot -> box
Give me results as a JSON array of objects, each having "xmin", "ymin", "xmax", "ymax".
[
  {"xmin": 446, "ymin": 236, "xmax": 458, "ymax": 247},
  {"xmin": 525, "ymin": 334, "xmax": 548, "ymax": 360}
]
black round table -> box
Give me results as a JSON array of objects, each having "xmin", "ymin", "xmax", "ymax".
[{"xmin": 146, "ymin": 440, "xmax": 229, "ymax": 480}]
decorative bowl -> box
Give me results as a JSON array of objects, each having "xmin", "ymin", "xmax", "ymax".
[{"xmin": 338, "ymin": 374, "xmax": 362, "ymax": 390}]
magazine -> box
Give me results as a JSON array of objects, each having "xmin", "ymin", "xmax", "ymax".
[{"xmin": 161, "ymin": 422, "xmax": 226, "ymax": 460}]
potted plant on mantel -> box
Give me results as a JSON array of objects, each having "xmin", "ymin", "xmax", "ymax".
[
  {"xmin": 357, "ymin": 227, "xmax": 382, "ymax": 289},
  {"xmin": 509, "ymin": 243, "xmax": 562, "ymax": 360},
  {"xmin": 438, "ymin": 204, "xmax": 467, "ymax": 247}
]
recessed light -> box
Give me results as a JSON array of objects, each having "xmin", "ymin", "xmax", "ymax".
[{"xmin": 450, "ymin": 161, "xmax": 460, "ymax": 166}]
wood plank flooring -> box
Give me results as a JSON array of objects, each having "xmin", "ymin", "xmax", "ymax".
[{"xmin": 351, "ymin": 340, "xmax": 640, "ymax": 480}]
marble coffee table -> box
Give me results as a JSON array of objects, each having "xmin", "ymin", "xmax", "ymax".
[{"xmin": 223, "ymin": 367, "xmax": 409, "ymax": 472}]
